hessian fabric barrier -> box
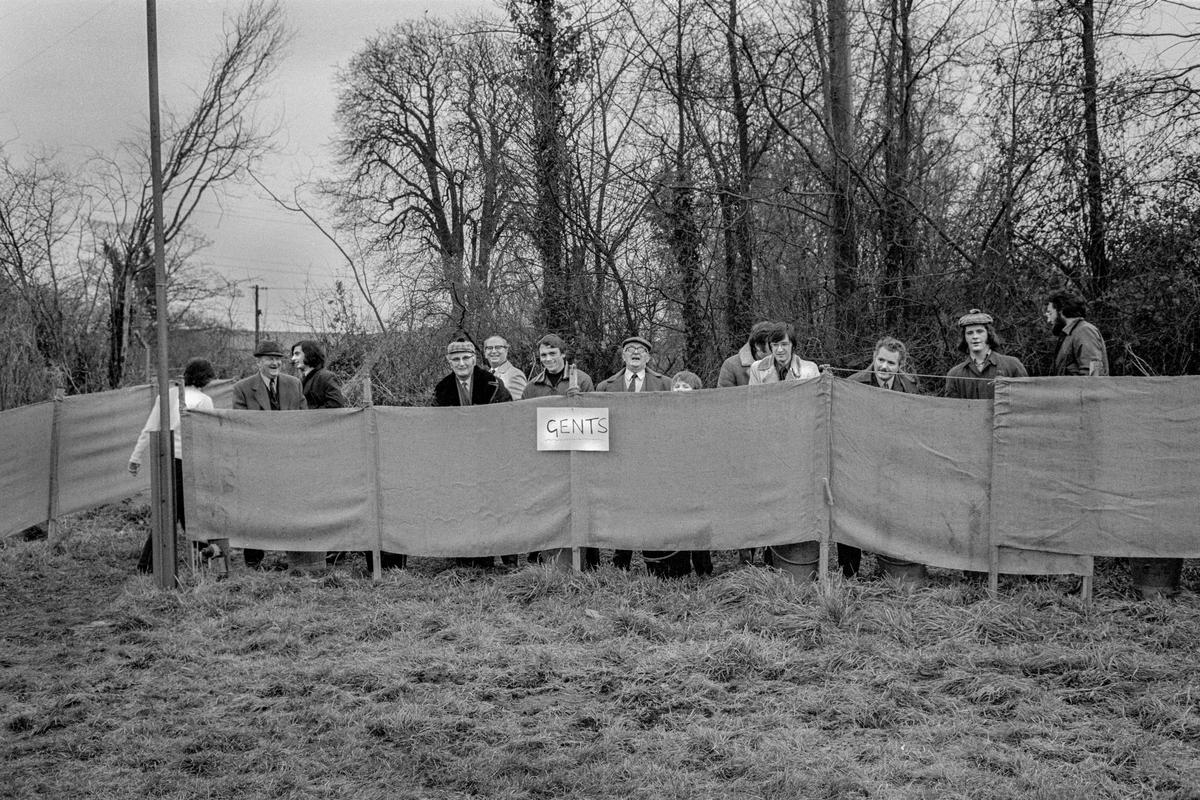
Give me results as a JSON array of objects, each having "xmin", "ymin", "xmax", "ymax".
[{"xmin": 992, "ymin": 376, "xmax": 1200, "ymax": 559}]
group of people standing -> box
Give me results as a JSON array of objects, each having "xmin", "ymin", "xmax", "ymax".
[{"xmin": 131, "ymin": 288, "xmax": 1109, "ymax": 580}]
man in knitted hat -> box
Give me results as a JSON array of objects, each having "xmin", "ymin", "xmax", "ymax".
[
  {"xmin": 944, "ymin": 309, "xmax": 1028, "ymax": 400},
  {"xmin": 231, "ymin": 340, "xmax": 307, "ymax": 570}
]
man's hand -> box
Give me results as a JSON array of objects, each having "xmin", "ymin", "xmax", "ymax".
[{"xmin": 128, "ymin": 461, "xmax": 140, "ymax": 476}]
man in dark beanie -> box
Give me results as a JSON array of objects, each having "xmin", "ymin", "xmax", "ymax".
[{"xmin": 944, "ymin": 309, "xmax": 1028, "ymax": 400}]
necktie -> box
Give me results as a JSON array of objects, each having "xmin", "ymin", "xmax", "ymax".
[
  {"xmin": 268, "ymin": 379, "xmax": 278, "ymax": 409},
  {"xmin": 628, "ymin": 373, "xmax": 639, "ymax": 392}
]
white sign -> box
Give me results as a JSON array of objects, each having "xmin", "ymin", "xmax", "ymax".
[{"xmin": 537, "ymin": 407, "xmax": 610, "ymax": 452}]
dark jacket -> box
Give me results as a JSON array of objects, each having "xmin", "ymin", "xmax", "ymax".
[
  {"xmin": 434, "ymin": 365, "xmax": 513, "ymax": 406},
  {"xmin": 847, "ymin": 368, "xmax": 918, "ymax": 393},
  {"xmin": 231, "ymin": 373, "xmax": 306, "ymax": 410},
  {"xmin": 595, "ymin": 368, "xmax": 673, "ymax": 392},
  {"xmin": 301, "ymin": 368, "xmax": 348, "ymax": 409}
]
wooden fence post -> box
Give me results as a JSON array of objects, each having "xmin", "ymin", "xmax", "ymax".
[{"xmin": 45, "ymin": 374, "xmax": 65, "ymax": 548}]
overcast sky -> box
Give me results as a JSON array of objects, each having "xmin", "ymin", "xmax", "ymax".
[{"xmin": 0, "ymin": 0, "xmax": 491, "ymax": 330}]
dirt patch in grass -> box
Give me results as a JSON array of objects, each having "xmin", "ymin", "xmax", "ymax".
[{"xmin": 2, "ymin": 505, "xmax": 1199, "ymax": 799}]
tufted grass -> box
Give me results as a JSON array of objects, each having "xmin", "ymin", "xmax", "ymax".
[{"xmin": 2, "ymin": 502, "xmax": 1198, "ymax": 799}]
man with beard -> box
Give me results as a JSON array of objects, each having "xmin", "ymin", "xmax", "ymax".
[
  {"xmin": 232, "ymin": 340, "xmax": 307, "ymax": 570},
  {"xmin": 1045, "ymin": 290, "xmax": 1109, "ymax": 376},
  {"xmin": 596, "ymin": 335, "xmax": 678, "ymax": 575},
  {"xmin": 944, "ymin": 309, "xmax": 1028, "ymax": 400}
]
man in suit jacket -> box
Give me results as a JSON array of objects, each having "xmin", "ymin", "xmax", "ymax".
[
  {"xmin": 842, "ymin": 336, "xmax": 922, "ymax": 580},
  {"xmin": 847, "ymin": 336, "xmax": 919, "ymax": 394},
  {"xmin": 596, "ymin": 335, "xmax": 681, "ymax": 574},
  {"xmin": 232, "ymin": 341, "xmax": 307, "ymax": 412},
  {"xmin": 483, "ymin": 335, "xmax": 528, "ymax": 400},
  {"xmin": 231, "ymin": 340, "xmax": 306, "ymax": 569},
  {"xmin": 595, "ymin": 335, "xmax": 673, "ymax": 393}
]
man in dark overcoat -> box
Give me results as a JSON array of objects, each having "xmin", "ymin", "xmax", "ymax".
[{"xmin": 434, "ymin": 337, "xmax": 512, "ymax": 568}]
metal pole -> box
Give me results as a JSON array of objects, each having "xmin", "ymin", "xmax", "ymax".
[
  {"xmin": 146, "ymin": 0, "xmax": 176, "ymax": 589},
  {"xmin": 254, "ymin": 285, "xmax": 262, "ymax": 348}
]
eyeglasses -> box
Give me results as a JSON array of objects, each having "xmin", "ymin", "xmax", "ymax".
[
  {"xmin": 484, "ymin": 345, "xmax": 507, "ymax": 350},
  {"xmin": 623, "ymin": 345, "xmax": 648, "ymax": 355}
]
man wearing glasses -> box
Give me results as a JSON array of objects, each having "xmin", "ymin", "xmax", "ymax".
[
  {"xmin": 483, "ymin": 335, "xmax": 528, "ymax": 400},
  {"xmin": 597, "ymin": 335, "xmax": 675, "ymax": 573}
]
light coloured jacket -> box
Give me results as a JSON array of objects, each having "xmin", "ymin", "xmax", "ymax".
[
  {"xmin": 490, "ymin": 360, "xmax": 528, "ymax": 400},
  {"xmin": 130, "ymin": 385, "xmax": 215, "ymax": 464},
  {"xmin": 747, "ymin": 355, "xmax": 820, "ymax": 384}
]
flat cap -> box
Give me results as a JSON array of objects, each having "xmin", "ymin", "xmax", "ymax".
[
  {"xmin": 956, "ymin": 309, "xmax": 994, "ymax": 327},
  {"xmin": 253, "ymin": 340, "xmax": 286, "ymax": 357},
  {"xmin": 621, "ymin": 335, "xmax": 653, "ymax": 351},
  {"xmin": 446, "ymin": 339, "xmax": 476, "ymax": 355}
]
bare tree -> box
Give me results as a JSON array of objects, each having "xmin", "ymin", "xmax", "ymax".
[
  {"xmin": 0, "ymin": 150, "xmax": 107, "ymax": 399},
  {"xmin": 331, "ymin": 17, "xmax": 522, "ymax": 333},
  {"xmin": 93, "ymin": 0, "xmax": 290, "ymax": 387}
]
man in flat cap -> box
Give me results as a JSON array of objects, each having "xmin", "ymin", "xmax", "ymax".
[
  {"xmin": 231, "ymin": 340, "xmax": 307, "ymax": 570},
  {"xmin": 434, "ymin": 337, "xmax": 513, "ymax": 568},
  {"xmin": 434, "ymin": 337, "xmax": 513, "ymax": 407},
  {"xmin": 597, "ymin": 335, "xmax": 679, "ymax": 574},
  {"xmin": 944, "ymin": 309, "xmax": 1028, "ymax": 400},
  {"xmin": 596, "ymin": 335, "xmax": 672, "ymax": 393}
]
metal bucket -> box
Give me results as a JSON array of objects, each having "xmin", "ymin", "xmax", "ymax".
[
  {"xmin": 770, "ymin": 541, "xmax": 820, "ymax": 582},
  {"xmin": 286, "ymin": 550, "xmax": 327, "ymax": 577},
  {"xmin": 1129, "ymin": 557, "xmax": 1182, "ymax": 600},
  {"xmin": 877, "ymin": 554, "xmax": 926, "ymax": 586}
]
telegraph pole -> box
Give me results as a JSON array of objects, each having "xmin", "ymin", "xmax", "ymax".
[
  {"xmin": 254, "ymin": 284, "xmax": 263, "ymax": 348},
  {"xmin": 145, "ymin": 0, "xmax": 176, "ymax": 589}
]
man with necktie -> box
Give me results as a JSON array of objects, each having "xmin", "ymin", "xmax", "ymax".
[
  {"xmin": 596, "ymin": 335, "xmax": 676, "ymax": 573},
  {"xmin": 434, "ymin": 337, "xmax": 513, "ymax": 568},
  {"xmin": 231, "ymin": 340, "xmax": 306, "ymax": 569}
]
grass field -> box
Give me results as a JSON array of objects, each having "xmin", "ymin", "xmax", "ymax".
[{"xmin": 2, "ymin": 502, "xmax": 1199, "ymax": 799}]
